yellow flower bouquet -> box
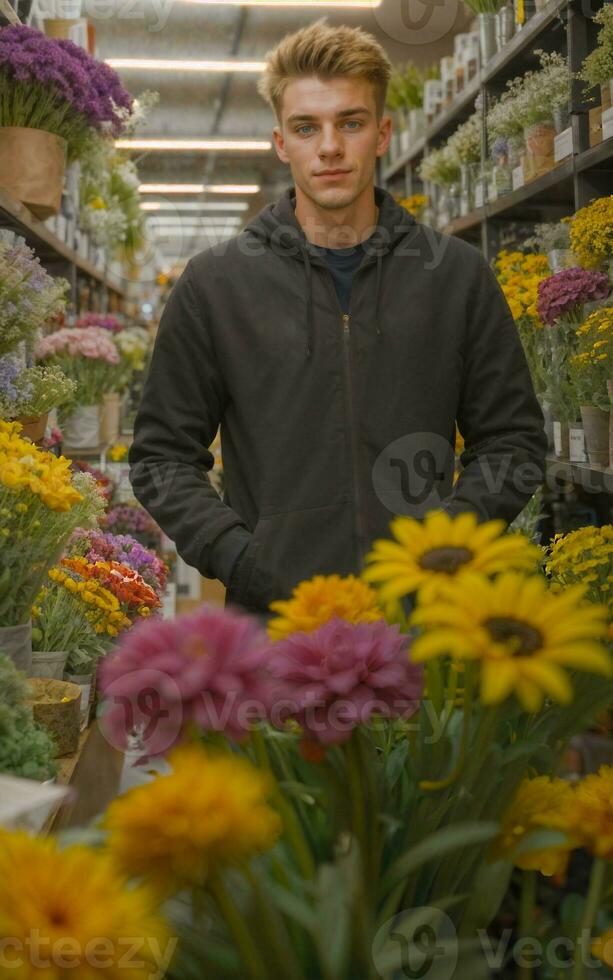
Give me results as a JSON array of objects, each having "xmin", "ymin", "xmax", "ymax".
[
  {"xmin": 569, "ymin": 306, "xmax": 613, "ymax": 412},
  {"xmin": 570, "ymin": 195, "xmax": 613, "ymax": 272},
  {"xmin": 0, "ymin": 420, "xmax": 104, "ymax": 627},
  {"xmin": 495, "ymin": 249, "xmax": 551, "ymax": 398}
]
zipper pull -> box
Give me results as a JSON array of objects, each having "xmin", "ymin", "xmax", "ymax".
[{"xmin": 342, "ymin": 313, "xmax": 351, "ymax": 332}]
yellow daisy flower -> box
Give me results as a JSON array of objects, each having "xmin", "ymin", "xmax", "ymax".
[
  {"xmin": 491, "ymin": 776, "xmax": 576, "ymax": 875},
  {"xmin": 104, "ymin": 744, "xmax": 281, "ymax": 895},
  {"xmin": 362, "ymin": 510, "xmax": 541, "ymax": 613},
  {"xmin": 0, "ymin": 831, "xmax": 172, "ymax": 979},
  {"xmin": 565, "ymin": 765, "xmax": 613, "ymax": 861},
  {"xmin": 410, "ymin": 572, "xmax": 611, "ymax": 713},
  {"xmin": 267, "ymin": 573, "xmax": 382, "ymax": 641}
]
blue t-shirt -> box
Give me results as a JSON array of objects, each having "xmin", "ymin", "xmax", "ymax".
[{"xmin": 314, "ymin": 236, "xmax": 374, "ymax": 314}]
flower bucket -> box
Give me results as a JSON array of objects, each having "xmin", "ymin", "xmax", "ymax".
[
  {"xmin": 0, "ymin": 127, "xmax": 67, "ymax": 219},
  {"xmin": 601, "ymin": 83, "xmax": 612, "ymax": 113},
  {"xmin": 15, "ymin": 412, "xmax": 48, "ymax": 444},
  {"xmin": 0, "ymin": 621, "xmax": 32, "ymax": 673},
  {"xmin": 31, "ymin": 650, "xmax": 69, "ymax": 681},
  {"xmin": 552, "ymin": 420, "xmax": 570, "ymax": 460},
  {"xmin": 553, "ymin": 104, "xmax": 570, "ymax": 135},
  {"xmin": 496, "ymin": 6, "xmax": 515, "ymax": 49},
  {"xmin": 63, "ymin": 404, "xmax": 100, "ymax": 450},
  {"xmin": 524, "ymin": 122, "xmax": 555, "ymax": 179},
  {"xmin": 579, "ymin": 406, "xmax": 609, "ymax": 466},
  {"xmin": 25, "ymin": 678, "xmax": 81, "ymax": 757},
  {"xmin": 478, "ymin": 12, "xmax": 498, "ymax": 65},
  {"xmin": 99, "ymin": 392, "xmax": 121, "ymax": 444},
  {"xmin": 43, "ymin": 17, "xmax": 80, "ymax": 38},
  {"xmin": 64, "ymin": 672, "xmax": 93, "ymax": 730},
  {"xmin": 547, "ymin": 249, "xmax": 574, "ymax": 273}
]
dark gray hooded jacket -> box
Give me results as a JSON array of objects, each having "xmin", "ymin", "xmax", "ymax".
[{"xmin": 129, "ymin": 185, "xmax": 547, "ymax": 614}]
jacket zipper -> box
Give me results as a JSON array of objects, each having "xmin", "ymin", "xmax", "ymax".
[{"xmin": 341, "ymin": 311, "xmax": 368, "ymax": 565}]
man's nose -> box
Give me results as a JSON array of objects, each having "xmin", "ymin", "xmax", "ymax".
[{"xmin": 317, "ymin": 124, "xmax": 344, "ymax": 158}]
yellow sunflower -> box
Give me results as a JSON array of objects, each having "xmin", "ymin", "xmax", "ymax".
[
  {"xmin": 0, "ymin": 831, "xmax": 172, "ymax": 980},
  {"xmin": 267, "ymin": 573, "xmax": 383, "ymax": 641},
  {"xmin": 491, "ymin": 776, "xmax": 576, "ymax": 875},
  {"xmin": 564, "ymin": 765, "xmax": 613, "ymax": 861},
  {"xmin": 104, "ymin": 743, "xmax": 281, "ymax": 895},
  {"xmin": 362, "ymin": 510, "xmax": 541, "ymax": 614},
  {"xmin": 410, "ymin": 572, "xmax": 611, "ymax": 713}
]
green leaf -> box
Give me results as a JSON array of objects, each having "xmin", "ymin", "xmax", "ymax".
[
  {"xmin": 313, "ymin": 861, "xmax": 352, "ymax": 977},
  {"xmin": 385, "ymin": 739, "xmax": 409, "ymax": 790},
  {"xmin": 459, "ymin": 859, "xmax": 514, "ymax": 934},
  {"xmin": 381, "ymin": 823, "xmax": 499, "ymax": 896},
  {"xmin": 264, "ymin": 881, "xmax": 317, "ymax": 932},
  {"xmin": 513, "ymin": 828, "xmax": 569, "ymax": 857}
]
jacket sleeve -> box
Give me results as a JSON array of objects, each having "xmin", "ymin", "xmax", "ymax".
[
  {"xmin": 128, "ymin": 260, "xmax": 251, "ymax": 582},
  {"xmin": 440, "ymin": 254, "xmax": 548, "ymax": 525}
]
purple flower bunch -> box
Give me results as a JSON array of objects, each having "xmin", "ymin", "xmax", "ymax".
[
  {"xmin": 102, "ymin": 502, "xmax": 159, "ymax": 540},
  {"xmin": 76, "ymin": 313, "xmax": 123, "ymax": 335},
  {"xmin": 0, "ymin": 25, "xmax": 132, "ymax": 137},
  {"xmin": 98, "ymin": 607, "xmax": 424, "ymax": 756},
  {"xmin": 70, "ymin": 528, "xmax": 167, "ymax": 593},
  {"xmin": 0, "ymin": 354, "xmax": 30, "ymax": 414},
  {"xmin": 537, "ymin": 267, "xmax": 610, "ymax": 326}
]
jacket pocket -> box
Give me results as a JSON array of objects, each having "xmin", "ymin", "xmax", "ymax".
[{"xmin": 227, "ymin": 516, "xmax": 272, "ymax": 610}]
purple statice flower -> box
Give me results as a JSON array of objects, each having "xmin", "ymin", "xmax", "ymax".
[
  {"xmin": 0, "ymin": 354, "xmax": 23, "ymax": 410},
  {"xmin": 537, "ymin": 267, "xmax": 610, "ymax": 326},
  {"xmin": 267, "ymin": 617, "xmax": 424, "ymax": 745},
  {"xmin": 0, "ymin": 25, "xmax": 133, "ymax": 135},
  {"xmin": 99, "ymin": 605, "xmax": 272, "ymax": 754},
  {"xmin": 102, "ymin": 502, "xmax": 159, "ymax": 540},
  {"xmin": 76, "ymin": 313, "xmax": 122, "ymax": 335}
]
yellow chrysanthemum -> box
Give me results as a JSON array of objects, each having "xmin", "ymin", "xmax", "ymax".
[
  {"xmin": 570, "ymin": 195, "xmax": 613, "ymax": 269},
  {"xmin": 0, "ymin": 421, "xmax": 82, "ymax": 511},
  {"xmin": 267, "ymin": 573, "xmax": 383, "ymax": 641},
  {"xmin": 0, "ymin": 831, "xmax": 172, "ymax": 979},
  {"xmin": 491, "ymin": 776, "xmax": 576, "ymax": 875},
  {"xmin": 565, "ymin": 765, "xmax": 613, "ymax": 861},
  {"xmin": 104, "ymin": 744, "xmax": 281, "ymax": 894},
  {"xmin": 545, "ymin": 525, "xmax": 613, "ymax": 610},
  {"xmin": 410, "ymin": 571, "xmax": 612, "ymax": 713},
  {"xmin": 592, "ymin": 930, "xmax": 613, "ymax": 969},
  {"xmin": 362, "ymin": 510, "xmax": 541, "ymax": 614}
]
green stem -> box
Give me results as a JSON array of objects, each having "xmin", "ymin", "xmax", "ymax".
[
  {"xmin": 208, "ymin": 873, "xmax": 266, "ymax": 980},
  {"xmin": 419, "ymin": 662, "xmax": 476, "ymax": 792},
  {"xmin": 571, "ymin": 857, "xmax": 606, "ymax": 980},
  {"xmin": 250, "ymin": 728, "xmax": 315, "ymax": 880},
  {"xmin": 518, "ymin": 870, "xmax": 537, "ymax": 980}
]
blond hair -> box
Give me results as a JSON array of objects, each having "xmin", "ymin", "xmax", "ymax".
[{"xmin": 257, "ymin": 18, "xmax": 392, "ymax": 122}]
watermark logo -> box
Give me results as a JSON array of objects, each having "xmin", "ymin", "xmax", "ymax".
[
  {"xmin": 373, "ymin": 0, "xmax": 461, "ymax": 46},
  {"xmin": 372, "ymin": 907, "xmax": 458, "ymax": 980},
  {"xmin": 372, "ymin": 432, "xmax": 455, "ymax": 518}
]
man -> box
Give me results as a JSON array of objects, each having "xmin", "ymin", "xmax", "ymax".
[{"xmin": 129, "ymin": 19, "xmax": 547, "ymax": 624}]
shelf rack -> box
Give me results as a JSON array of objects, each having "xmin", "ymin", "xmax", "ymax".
[
  {"xmin": 0, "ymin": 188, "xmax": 126, "ymax": 308},
  {"xmin": 380, "ymin": 0, "xmax": 612, "ymax": 260}
]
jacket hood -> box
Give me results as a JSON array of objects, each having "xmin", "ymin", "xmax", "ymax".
[{"xmin": 244, "ymin": 185, "xmax": 417, "ymax": 358}]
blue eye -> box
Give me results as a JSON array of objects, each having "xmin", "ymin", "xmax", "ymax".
[
  {"xmin": 344, "ymin": 121, "xmax": 361, "ymax": 128},
  {"xmin": 297, "ymin": 125, "xmax": 314, "ymax": 135}
]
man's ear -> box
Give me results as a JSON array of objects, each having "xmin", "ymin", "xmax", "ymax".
[
  {"xmin": 272, "ymin": 125, "xmax": 290, "ymax": 164},
  {"xmin": 376, "ymin": 113, "xmax": 392, "ymax": 158}
]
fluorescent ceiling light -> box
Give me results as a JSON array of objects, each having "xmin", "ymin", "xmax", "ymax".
[
  {"xmin": 106, "ymin": 58, "xmax": 266, "ymax": 72},
  {"xmin": 179, "ymin": 0, "xmax": 380, "ymax": 6},
  {"xmin": 117, "ymin": 138, "xmax": 271, "ymax": 151},
  {"xmin": 138, "ymin": 183, "xmax": 261, "ymax": 194},
  {"xmin": 141, "ymin": 201, "xmax": 249, "ymax": 211}
]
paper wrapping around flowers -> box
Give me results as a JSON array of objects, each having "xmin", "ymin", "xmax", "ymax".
[
  {"xmin": 0, "ymin": 127, "xmax": 66, "ymax": 219},
  {"xmin": 25, "ymin": 678, "xmax": 81, "ymax": 757}
]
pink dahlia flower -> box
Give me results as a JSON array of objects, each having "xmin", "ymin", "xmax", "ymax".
[
  {"xmin": 99, "ymin": 605, "xmax": 271, "ymax": 756},
  {"xmin": 268, "ymin": 617, "xmax": 423, "ymax": 745}
]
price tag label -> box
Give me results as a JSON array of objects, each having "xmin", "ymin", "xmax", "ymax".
[
  {"xmin": 569, "ymin": 426, "xmax": 588, "ymax": 463},
  {"xmin": 602, "ymin": 106, "xmax": 613, "ymax": 142},
  {"xmin": 512, "ymin": 166, "xmax": 524, "ymax": 191},
  {"xmin": 554, "ymin": 127, "xmax": 573, "ymax": 162},
  {"xmin": 475, "ymin": 183, "xmax": 484, "ymax": 209},
  {"xmin": 553, "ymin": 421, "xmax": 563, "ymax": 456}
]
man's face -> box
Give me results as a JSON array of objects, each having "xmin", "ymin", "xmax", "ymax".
[{"xmin": 272, "ymin": 75, "xmax": 391, "ymax": 211}]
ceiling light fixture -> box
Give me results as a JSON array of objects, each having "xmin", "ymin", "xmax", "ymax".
[
  {"xmin": 117, "ymin": 138, "xmax": 271, "ymax": 151},
  {"xmin": 106, "ymin": 58, "xmax": 266, "ymax": 72},
  {"xmin": 140, "ymin": 201, "xmax": 249, "ymax": 211},
  {"xmin": 138, "ymin": 183, "xmax": 261, "ymax": 194}
]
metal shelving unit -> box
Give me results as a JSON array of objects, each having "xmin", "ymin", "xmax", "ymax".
[
  {"xmin": 0, "ymin": 188, "xmax": 125, "ymax": 310},
  {"xmin": 380, "ymin": 0, "xmax": 612, "ymax": 261}
]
